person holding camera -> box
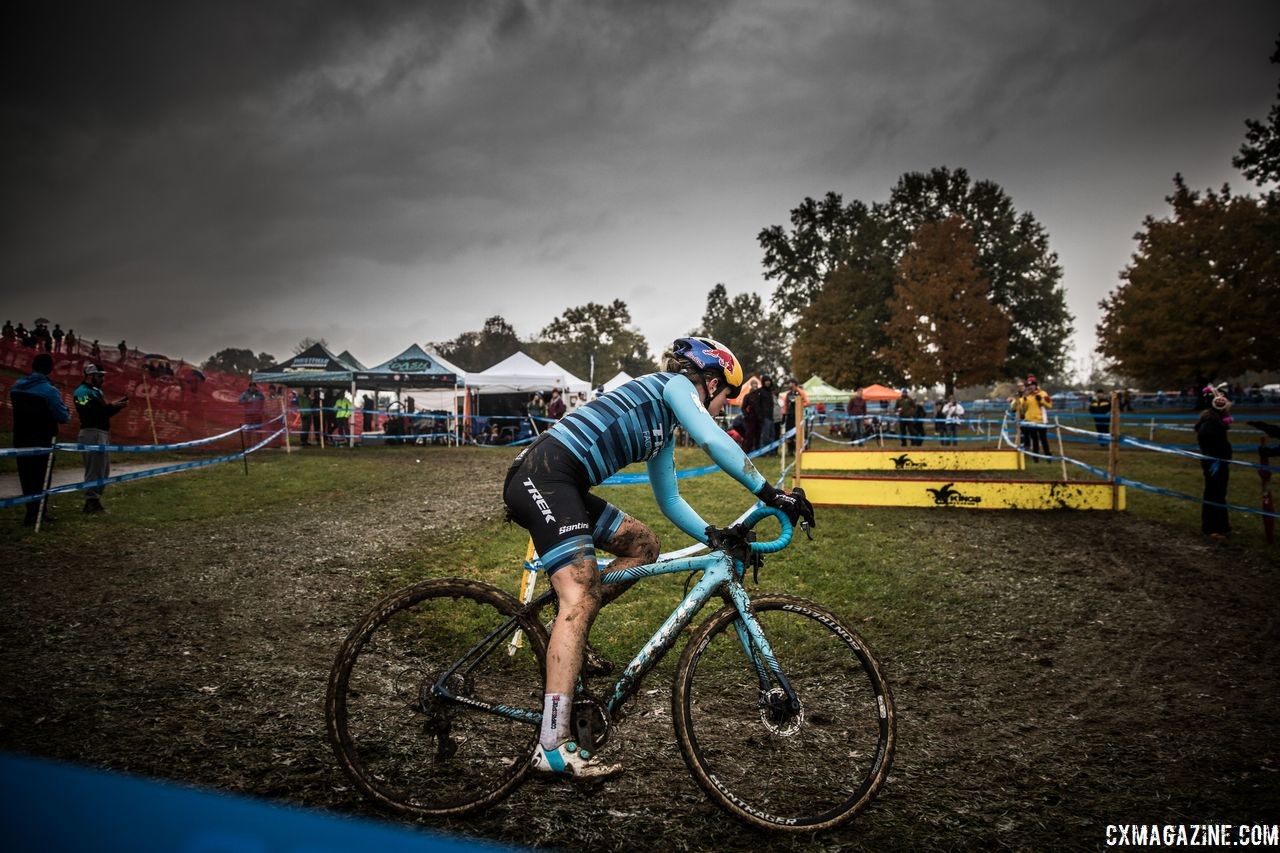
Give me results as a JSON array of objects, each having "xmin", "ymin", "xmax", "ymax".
[{"xmin": 74, "ymin": 363, "xmax": 128, "ymax": 513}]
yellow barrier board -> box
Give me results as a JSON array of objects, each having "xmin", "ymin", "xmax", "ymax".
[
  {"xmin": 797, "ymin": 474, "xmax": 1124, "ymax": 510},
  {"xmin": 801, "ymin": 448, "xmax": 1024, "ymax": 472}
]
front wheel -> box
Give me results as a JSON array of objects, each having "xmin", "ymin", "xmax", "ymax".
[
  {"xmin": 326, "ymin": 578, "xmax": 547, "ymax": 817},
  {"xmin": 672, "ymin": 594, "xmax": 895, "ymax": 832}
]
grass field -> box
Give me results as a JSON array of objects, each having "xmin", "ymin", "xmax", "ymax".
[{"xmin": 1, "ymin": 439, "xmax": 1277, "ymax": 850}]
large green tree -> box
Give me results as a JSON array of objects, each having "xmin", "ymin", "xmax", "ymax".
[
  {"xmin": 202, "ymin": 348, "xmax": 277, "ymax": 376},
  {"xmin": 432, "ymin": 316, "xmax": 521, "ymax": 371},
  {"xmin": 881, "ymin": 218, "xmax": 1010, "ymax": 397},
  {"xmin": 692, "ymin": 283, "xmax": 788, "ymax": 380},
  {"xmin": 757, "ymin": 192, "xmax": 878, "ymax": 317},
  {"xmin": 1096, "ymin": 175, "xmax": 1280, "ymax": 386},
  {"xmin": 791, "ymin": 258, "xmax": 897, "ymax": 390},
  {"xmin": 761, "ymin": 167, "xmax": 1073, "ymax": 383},
  {"xmin": 535, "ymin": 300, "xmax": 654, "ymax": 383},
  {"xmin": 1234, "ymin": 37, "xmax": 1280, "ymax": 193}
]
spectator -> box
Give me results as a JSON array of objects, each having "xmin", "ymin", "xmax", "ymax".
[
  {"xmin": 51, "ymin": 324, "xmax": 64, "ymax": 352},
  {"xmin": 1021, "ymin": 375, "xmax": 1053, "ymax": 461},
  {"xmin": 64, "ymin": 329, "xmax": 77, "ymax": 354},
  {"xmin": 15, "ymin": 323, "xmax": 30, "ymax": 346},
  {"xmin": 333, "ymin": 390, "xmax": 353, "ymax": 442},
  {"xmin": 298, "ymin": 387, "xmax": 319, "ymax": 446},
  {"xmin": 1, "ymin": 320, "xmax": 13, "ymax": 342},
  {"xmin": 117, "ymin": 340, "xmax": 128, "ymax": 362},
  {"xmin": 1196, "ymin": 390, "xmax": 1233, "ymax": 540},
  {"xmin": 361, "ymin": 394, "xmax": 374, "ymax": 433},
  {"xmin": 942, "ymin": 395, "xmax": 965, "ymax": 446},
  {"xmin": 89, "ymin": 339, "xmax": 103, "ymax": 363},
  {"xmin": 894, "ymin": 391, "xmax": 918, "ymax": 447},
  {"xmin": 36, "ymin": 323, "xmax": 52, "ymax": 352},
  {"xmin": 1088, "ymin": 390, "xmax": 1112, "ymax": 445},
  {"xmin": 847, "ymin": 388, "xmax": 867, "ymax": 440},
  {"xmin": 783, "ymin": 377, "xmax": 809, "ymax": 453},
  {"xmin": 238, "ymin": 381, "xmax": 265, "ymax": 433},
  {"xmin": 755, "ymin": 377, "xmax": 777, "ymax": 453},
  {"xmin": 548, "ymin": 388, "xmax": 567, "ymax": 420},
  {"xmin": 10, "ymin": 353, "xmax": 70, "ymax": 526},
  {"xmin": 527, "ymin": 392, "xmax": 547, "ymax": 427},
  {"xmin": 740, "ymin": 379, "xmax": 761, "ymax": 451},
  {"xmin": 74, "ymin": 363, "xmax": 128, "ymax": 513}
]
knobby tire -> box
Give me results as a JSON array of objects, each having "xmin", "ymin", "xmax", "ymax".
[
  {"xmin": 326, "ymin": 578, "xmax": 548, "ymax": 818},
  {"xmin": 672, "ymin": 593, "xmax": 895, "ymax": 832}
]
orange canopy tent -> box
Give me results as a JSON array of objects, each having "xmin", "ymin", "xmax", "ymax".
[{"xmin": 859, "ymin": 384, "xmax": 901, "ymax": 402}]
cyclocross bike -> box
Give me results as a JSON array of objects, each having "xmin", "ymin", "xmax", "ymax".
[{"xmin": 325, "ymin": 506, "xmax": 895, "ymax": 832}]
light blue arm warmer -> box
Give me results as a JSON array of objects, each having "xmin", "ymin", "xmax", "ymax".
[{"xmin": 647, "ymin": 374, "xmax": 769, "ymax": 543}]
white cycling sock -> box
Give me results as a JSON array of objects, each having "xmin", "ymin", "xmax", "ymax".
[{"xmin": 539, "ymin": 692, "xmax": 572, "ymax": 749}]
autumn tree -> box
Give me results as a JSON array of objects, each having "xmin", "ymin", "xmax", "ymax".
[
  {"xmin": 882, "ymin": 168, "xmax": 1071, "ymax": 380},
  {"xmin": 692, "ymin": 283, "xmax": 788, "ymax": 380},
  {"xmin": 202, "ymin": 348, "xmax": 277, "ymax": 376},
  {"xmin": 293, "ymin": 337, "xmax": 328, "ymax": 355},
  {"xmin": 1096, "ymin": 175, "xmax": 1280, "ymax": 386},
  {"xmin": 880, "ymin": 218, "xmax": 1010, "ymax": 397},
  {"xmin": 432, "ymin": 316, "xmax": 521, "ymax": 371},
  {"xmin": 761, "ymin": 167, "xmax": 1073, "ymax": 382},
  {"xmin": 535, "ymin": 300, "xmax": 654, "ymax": 382}
]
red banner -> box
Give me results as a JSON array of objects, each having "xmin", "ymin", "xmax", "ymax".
[{"xmin": 0, "ymin": 341, "xmax": 287, "ymax": 450}]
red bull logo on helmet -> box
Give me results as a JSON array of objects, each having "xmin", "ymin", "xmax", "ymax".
[{"xmin": 707, "ymin": 347, "xmax": 736, "ymax": 375}]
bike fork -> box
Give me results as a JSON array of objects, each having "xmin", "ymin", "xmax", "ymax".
[{"xmin": 724, "ymin": 582, "xmax": 801, "ymax": 713}]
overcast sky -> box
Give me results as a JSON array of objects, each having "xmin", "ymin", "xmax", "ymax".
[{"xmin": 3, "ymin": 1, "xmax": 1277, "ymax": 378}]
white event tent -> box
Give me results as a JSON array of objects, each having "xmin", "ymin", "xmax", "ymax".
[
  {"xmin": 602, "ymin": 371, "xmax": 634, "ymax": 393},
  {"xmin": 466, "ymin": 351, "xmax": 589, "ymax": 395}
]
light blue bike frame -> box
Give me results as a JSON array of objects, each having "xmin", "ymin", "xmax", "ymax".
[{"xmin": 433, "ymin": 507, "xmax": 797, "ymax": 726}]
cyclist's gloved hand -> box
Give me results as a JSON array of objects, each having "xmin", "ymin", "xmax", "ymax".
[{"xmin": 756, "ymin": 484, "xmax": 816, "ymax": 529}]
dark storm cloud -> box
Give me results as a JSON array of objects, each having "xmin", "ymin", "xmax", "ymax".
[
  {"xmin": 2, "ymin": 1, "xmax": 730, "ymax": 295},
  {"xmin": 2, "ymin": 0, "xmax": 1277, "ymax": 365}
]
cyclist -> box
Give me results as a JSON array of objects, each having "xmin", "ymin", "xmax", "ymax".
[{"xmin": 502, "ymin": 336, "xmax": 815, "ymax": 779}]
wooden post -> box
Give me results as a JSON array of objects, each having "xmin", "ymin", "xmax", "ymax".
[
  {"xmin": 281, "ymin": 397, "xmax": 292, "ymax": 454},
  {"xmin": 508, "ymin": 538, "xmax": 540, "ymax": 655},
  {"xmin": 141, "ymin": 370, "xmax": 160, "ymax": 446},
  {"xmin": 318, "ymin": 392, "xmax": 326, "ymax": 449},
  {"xmin": 34, "ymin": 447, "xmax": 55, "ymax": 533},
  {"xmin": 793, "ymin": 394, "xmax": 806, "ymax": 488},
  {"xmin": 1149, "ymin": 418, "xmax": 1156, "ymax": 441},
  {"xmin": 1108, "ymin": 391, "xmax": 1121, "ymax": 510},
  {"xmin": 1055, "ymin": 417, "xmax": 1069, "ymax": 481}
]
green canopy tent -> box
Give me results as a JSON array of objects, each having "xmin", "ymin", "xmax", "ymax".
[{"xmin": 802, "ymin": 375, "xmax": 851, "ymax": 404}]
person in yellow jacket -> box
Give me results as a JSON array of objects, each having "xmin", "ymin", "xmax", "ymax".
[
  {"xmin": 333, "ymin": 390, "xmax": 354, "ymax": 442},
  {"xmin": 1021, "ymin": 375, "xmax": 1052, "ymax": 461}
]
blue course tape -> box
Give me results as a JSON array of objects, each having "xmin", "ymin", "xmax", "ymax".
[{"xmin": 0, "ymin": 428, "xmax": 285, "ymax": 510}]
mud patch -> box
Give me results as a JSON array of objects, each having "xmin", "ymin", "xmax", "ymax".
[{"xmin": 0, "ymin": 452, "xmax": 1277, "ymax": 851}]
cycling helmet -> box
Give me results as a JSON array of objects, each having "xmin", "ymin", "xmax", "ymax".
[{"xmin": 670, "ymin": 336, "xmax": 745, "ymax": 398}]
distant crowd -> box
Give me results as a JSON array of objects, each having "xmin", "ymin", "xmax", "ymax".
[{"xmin": 3, "ymin": 319, "xmax": 132, "ymax": 368}]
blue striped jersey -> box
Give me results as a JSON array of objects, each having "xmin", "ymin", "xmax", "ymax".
[{"xmin": 547, "ymin": 374, "xmax": 678, "ymax": 484}]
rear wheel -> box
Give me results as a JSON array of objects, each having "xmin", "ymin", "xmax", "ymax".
[
  {"xmin": 326, "ymin": 578, "xmax": 547, "ymax": 817},
  {"xmin": 673, "ymin": 594, "xmax": 894, "ymax": 831}
]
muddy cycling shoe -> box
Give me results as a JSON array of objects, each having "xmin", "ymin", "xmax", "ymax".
[
  {"xmin": 582, "ymin": 643, "xmax": 615, "ymax": 678},
  {"xmin": 530, "ymin": 741, "xmax": 622, "ymax": 781}
]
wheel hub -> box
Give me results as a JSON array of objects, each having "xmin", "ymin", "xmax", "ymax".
[{"xmin": 759, "ymin": 687, "xmax": 803, "ymax": 736}]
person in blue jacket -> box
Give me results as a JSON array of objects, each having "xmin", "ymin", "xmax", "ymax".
[
  {"xmin": 502, "ymin": 336, "xmax": 815, "ymax": 779},
  {"xmin": 10, "ymin": 353, "xmax": 70, "ymax": 526}
]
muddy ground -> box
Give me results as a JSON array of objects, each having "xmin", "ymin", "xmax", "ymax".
[{"xmin": 0, "ymin": 449, "xmax": 1277, "ymax": 851}]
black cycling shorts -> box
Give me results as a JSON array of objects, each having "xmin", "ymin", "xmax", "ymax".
[{"xmin": 502, "ymin": 435, "xmax": 624, "ymax": 575}]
